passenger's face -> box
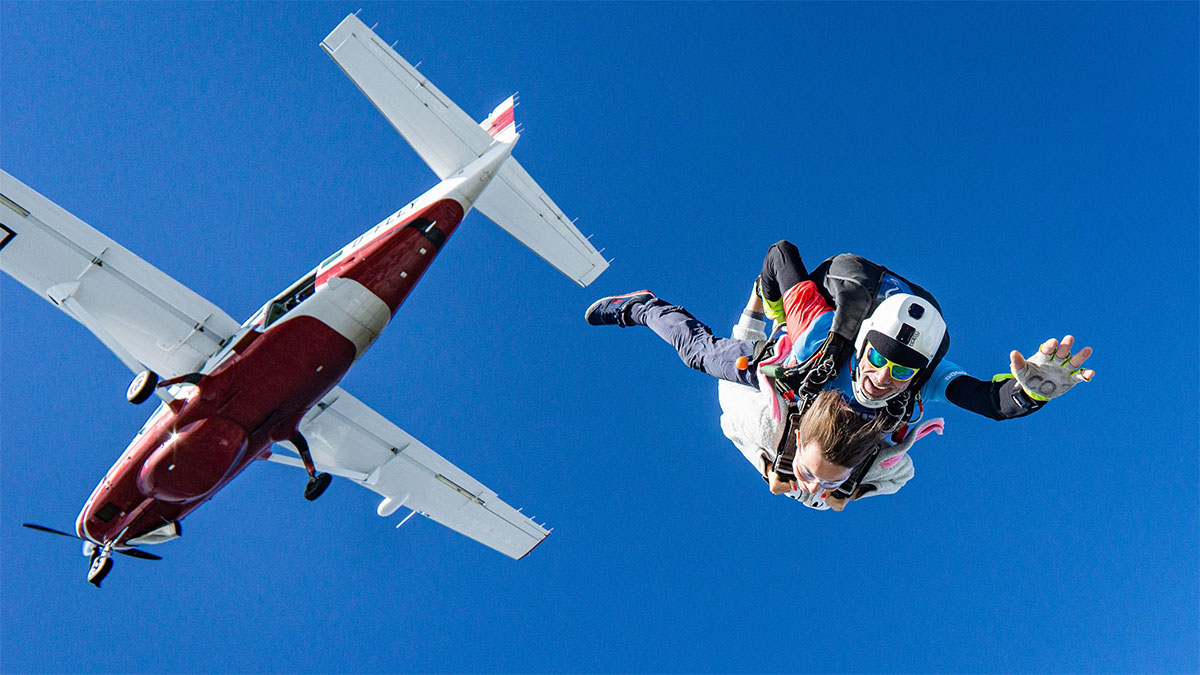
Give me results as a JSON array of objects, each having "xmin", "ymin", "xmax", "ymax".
[{"xmin": 792, "ymin": 440, "xmax": 852, "ymax": 495}]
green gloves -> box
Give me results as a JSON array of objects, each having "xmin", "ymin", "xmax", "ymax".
[{"xmin": 1011, "ymin": 350, "xmax": 1092, "ymax": 402}]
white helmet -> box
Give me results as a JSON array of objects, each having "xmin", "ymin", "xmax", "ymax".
[{"xmin": 851, "ymin": 293, "xmax": 947, "ymax": 408}]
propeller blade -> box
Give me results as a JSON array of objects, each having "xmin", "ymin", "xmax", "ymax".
[
  {"xmin": 25, "ymin": 523, "xmax": 162, "ymax": 560},
  {"xmin": 116, "ymin": 548, "xmax": 162, "ymax": 561},
  {"xmin": 22, "ymin": 523, "xmax": 79, "ymax": 539}
]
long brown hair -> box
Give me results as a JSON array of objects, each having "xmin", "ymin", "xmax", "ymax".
[{"xmin": 796, "ymin": 390, "xmax": 886, "ymax": 469}]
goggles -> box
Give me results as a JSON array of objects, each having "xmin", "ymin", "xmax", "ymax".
[
  {"xmin": 865, "ymin": 343, "xmax": 920, "ymax": 382},
  {"xmin": 793, "ymin": 458, "xmax": 849, "ymax": 490}
]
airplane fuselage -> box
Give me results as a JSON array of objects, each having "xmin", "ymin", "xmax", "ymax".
[
  {"xmin": 75, "ymin": 195, "xmax": 468, "ymax": 547},
  {"xmin": 8, "ymin": 16, "xmax": 604, "ymax": 577}
]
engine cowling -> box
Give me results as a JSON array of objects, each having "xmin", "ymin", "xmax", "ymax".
[{"xmin": 137, "ymin": 417, "xmax": 247, "ymax": 503}]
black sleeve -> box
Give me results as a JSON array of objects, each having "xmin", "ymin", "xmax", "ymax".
[
  {"xmin": 944, "ymin": 374, "xmax": 1046, "ymax": 420},
  {"xmin": 820, "ymin": 254, "xmax": 886, "ymax": 342}
]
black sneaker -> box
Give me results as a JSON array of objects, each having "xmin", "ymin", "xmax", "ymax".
[{"xmin": 584, "ymin": 290, "xmax": 656, "ymax": 327}]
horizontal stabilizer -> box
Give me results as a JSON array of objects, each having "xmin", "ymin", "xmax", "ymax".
[
  {"xmin": 321, "ymin": 14, "xmax": 608, "ymax": 286},
  {"xmin": 473, "ymin": 160, "xmax": 608, "ymax": 286}
]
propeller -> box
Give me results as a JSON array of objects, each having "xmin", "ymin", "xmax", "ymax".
[
  {"xmin": 22, "ymin": 523, "xmax": 162, "ymax": 560},
  {"xmin": 116, "ymin": 548, "xmax": 162, "ymax": 561}
]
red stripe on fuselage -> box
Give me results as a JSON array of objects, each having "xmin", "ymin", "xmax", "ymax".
[{"xmin": 78, "ymin": 315, "xmax": 357, "ymax": 545}]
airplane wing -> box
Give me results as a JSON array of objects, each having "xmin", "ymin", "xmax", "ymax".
[
  {"xmin": 0, "ymin": 170, "xmax": 242, "ymax": 380},
  {"xmin": 267, "ymin": 386, "xmax": 550, "ymax": 560}
]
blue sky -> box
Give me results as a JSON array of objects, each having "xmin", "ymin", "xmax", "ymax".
[{"xmin": 2, "ymin": 2, "xmax": 1196, "ymax": 673}]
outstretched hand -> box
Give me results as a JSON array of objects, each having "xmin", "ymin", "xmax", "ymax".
[
  {"xmin": 1010, "ymin": 335, "xmax": 1095, "ymax": 401},
  {"xmin": 825, "ymin": 493, "xmax": 850, "ymax": 511},
  {"xmin": 767, "ymin": 471, "xmax": 797, "ymax": 495}
]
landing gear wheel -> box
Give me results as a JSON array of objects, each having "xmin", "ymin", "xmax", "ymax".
[
  {"xmin": 87, "ymin": 555, "xmax": 113, "ymax": 588},
  {"xmin": 304, "ymin": 472, "xmax": 332, "ymax": 501},
  {"xmin": 127, "ymin": 370, "xmax": 159, "ymax": 404}
]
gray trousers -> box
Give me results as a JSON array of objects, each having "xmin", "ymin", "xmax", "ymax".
[{"xmin": 629, "ymin": 299, "xmax": 760, "ymax": 389}]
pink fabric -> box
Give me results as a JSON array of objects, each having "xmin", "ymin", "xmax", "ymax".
[
  {"xmin": 758, "ymin": 334, "xmax": 794, "ymax": 423},
  {"xmin": 911, "ymin": 418, "xmax": 945, "ymax": 442},
  {"xmin": 879, "ymin": 418, "xmax": 945, "ymax": 468}
]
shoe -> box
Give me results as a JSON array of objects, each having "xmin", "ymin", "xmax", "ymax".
[{"xmin": 584, "ymin": 290, "xmax": 656, "ymax": 327}]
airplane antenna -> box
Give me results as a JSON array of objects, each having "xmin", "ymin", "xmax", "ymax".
[
  {"xmin": 395, "ymin": 510, "xmax": 418, "ymax": 529},
  {"xmin": 391, "ymin": 40, "xmax": 398, "ymax": 48},
  {"xmin": 370, "ymin": 22, "xmax": 379, "ymax": 30},
  {"xmin": 414, "ymin": 61, "xmax": 423, "ymax": 69},
  {"xmin": 354, "ymin": 8, "xmax": 362, "ymax": 15}
]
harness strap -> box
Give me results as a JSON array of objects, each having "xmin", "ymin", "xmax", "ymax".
[
  {"xmin": 767, "ymin": 336, "xmax": 840, "ymax": 477},
  {"xmin": 829, "ymin": 443, "xmax": 881, "ymax": 501},
  {"xmin": 761, "ymin": 332, "xmax": 920, "ymax": 497},
  {"xmin": 772, "ymin": 412, "xmax": 802, "ymax": 482}
]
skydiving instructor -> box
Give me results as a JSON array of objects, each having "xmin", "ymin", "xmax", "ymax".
[{"xmin": 584, "ymin": 240, "xmax": 1095, "ymax": 510}]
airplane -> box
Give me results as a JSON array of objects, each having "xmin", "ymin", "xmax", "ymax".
[{"xmin": 1, "ymin": 14, "xmax": 608, "ymax": 587}]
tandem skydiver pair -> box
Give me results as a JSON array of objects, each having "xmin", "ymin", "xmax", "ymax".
[{"xmin": 585, "ymin": 240, "xmax": 1094, "ymax": 511}]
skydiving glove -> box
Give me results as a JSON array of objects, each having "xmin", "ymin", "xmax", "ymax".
[
  {"xmin": 815, "ymin": 333, "xmax": 853, "ymax": 376},
  {"xmin": 791, "ymin": 333, "xmax": 853, "ymax": 406},
  {"xmin": 1010, "ymin": 349, "xmax": 1092, "ymax": 402}
]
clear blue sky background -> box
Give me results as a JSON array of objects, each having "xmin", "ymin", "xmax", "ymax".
[{"xmin": 2, "ymin": 3, "xmax": 1196, "ymax": 673}]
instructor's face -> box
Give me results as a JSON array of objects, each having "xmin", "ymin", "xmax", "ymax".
[{"xmin": 857, "ymin": 358, "xmax": 913, "ymax": 400}]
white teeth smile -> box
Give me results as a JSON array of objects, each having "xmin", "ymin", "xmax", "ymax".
[{"xmin": 865, "ymin": 379, "xmax": 889, "ymax": 397}]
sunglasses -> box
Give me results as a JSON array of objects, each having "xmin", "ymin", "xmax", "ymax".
[
  {"xmin": 865, "ymin": 343, "xmax": 920, "ymax": 382},
  {"xmin": 793, "ymin": 458, "xmax": 849, "ymax": 490}
]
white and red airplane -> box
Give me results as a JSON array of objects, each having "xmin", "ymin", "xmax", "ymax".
[{"xmin": 1, "ymin": 14, "xmax": 608, "ymax": 587}]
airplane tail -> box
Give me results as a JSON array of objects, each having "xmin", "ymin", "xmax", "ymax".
[
  {"xmin": 321, "ymin": 15, "xmax": 608, "ymax": 286},
  {"xmin": 480, "ymin": 95, "xmax": 520, "ymax": 144}
]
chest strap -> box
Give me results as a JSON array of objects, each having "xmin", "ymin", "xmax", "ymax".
[
  {"xmin": 762, "ymin": 336, "xmax": 841, "ymax": 478},
  {"xmin": 759, "ymin": 335, "xmax": 918, "ymax": 490}
]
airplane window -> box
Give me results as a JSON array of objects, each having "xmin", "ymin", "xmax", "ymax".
[
  {"xmin": 319, "ymin": 250, "xmax": 343, "ymax": 270},
  {"xmin": 263, "ymin": 274, "xmax": 316, "ymax": 328},
  {"xmin": 96, "ymin": 503, "xmax": 120, "ymax": 523}
]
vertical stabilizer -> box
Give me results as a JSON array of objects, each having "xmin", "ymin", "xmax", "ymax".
[{"xmin": 481, "ymin": 95, "xmax": 519, "ymax": 144}]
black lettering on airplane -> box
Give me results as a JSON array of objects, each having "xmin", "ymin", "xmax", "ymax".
[{"xmin": 0, "ymin": 224, "xmax": 16, "ymax": 252}]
